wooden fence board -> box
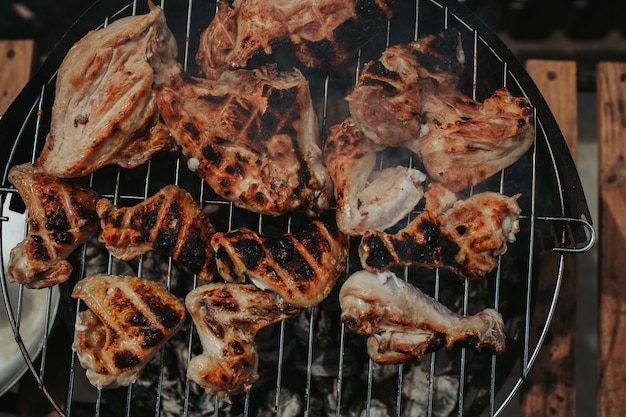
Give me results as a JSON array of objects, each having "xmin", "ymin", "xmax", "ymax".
[
  {"xmin": 597, "ymin": 61, "xmax": 626, "ymax": 417},
  {"xmin": 520, "ymin": 59, "xmax": 578, "ymax": 417}
]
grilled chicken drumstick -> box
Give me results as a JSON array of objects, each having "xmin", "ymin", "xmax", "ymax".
[
  {"xmin": 212, "ymin": 219, "xmax": 349, "ymax": 308},
  {"xmin": 186, "ymin": 283, "xmax": 299, "ymax": 400},
  {"xmin": 324, "ymin": 118, "xmax": 426, "ymax": 236},
  {"xmin": 156, "ymin": 65, "xmax": 331, "ymax": 216},
  {"xmin": 196, "ymin": 0, "xmax": 397, "ymax": 79},
  {"xmin": 97, "ymin": 185, "xmax": 216, "ymax": 282},
  {"xmin": 359, "ymin": 182, "xmax": 521, "ymax": 279},
  {"xmin": 72, "ymin": 274, "xmax": 185, "ymax": 388},
  {"xmin": 34, "ymin": 3, "xmax": 179, "ymax": 178},
  {"xmin": 7, "ymin": 163, "xmax": 100, "ymax": 289},
  {"xmin": 339, "ymin": 270, "xmax": 506, "ymax": 364}
]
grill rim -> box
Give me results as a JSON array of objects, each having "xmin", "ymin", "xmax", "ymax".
[{"xmin": 0, "ymin": 0, "xmax": 595, "ymax": 416}]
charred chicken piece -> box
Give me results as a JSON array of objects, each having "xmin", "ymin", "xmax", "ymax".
[
  {"xmin": 186, "ymin": 283, "xmax": 299, "ymax": 400},
  {"xmin": 359, "ymin": 182, "xmax": 521, "ymax": 279},
  {"xmin": 7, "ymin": 163, "xmax": 100, "ymax": 289},
  {"xmin": 212, "ymin": 219, "xmax": 349, "ymax": 308},
  {"xmin": 196, "ymin": 0, "xmax": 397, "ymax": 79},
  {"xmin": 97, "ymin": 185, "xmax": 216, "ymax": 282},
  {"xmin": 347, "ymin": 29, "xmax": 534, "ymax": 192},
  {"xmin": 339, "ymin": 270, "xmax": 506, "ymax": 364},
  {"xmin": 324, "ymin": 118, "xmax": 426, "ymax": 236},
  {"xmin": 72, "ymin": 274, "xmax": 185, "ymax": 388},
  {"xmin": 34, "ymin": 2, "xmax": 179, "ymax": 178},
  {"xmin": 156, "ymin": 65, "xmax": 331, "ymax": 216}
]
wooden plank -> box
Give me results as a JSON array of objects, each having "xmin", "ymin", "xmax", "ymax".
[
  {"xmin": 0, "ymin": 39, "xmax": 35, "ymax": 115},
  {"xmin": 597, "ymin": 61, "xmax": 626, "ymax": 417},
  {"xmin": 520, "ymin": 60, "xmax": 578, "ymax": 417}
]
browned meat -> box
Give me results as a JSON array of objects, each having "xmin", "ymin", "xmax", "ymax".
[
  {"xmin": 97, "ymin": 185, "xmax": 216, "ymax": 282},
  {"xmin": 346, "ymin": 29, "xmax": 535, "ymax": 192},
  {"xmin": 6, "ymin": 163, "xmax": 100, "ymax": 289},
  {"xmin": 324, "ymin": 118, "xmax": 426, "ymax": 235},
  {"xmin": 155, "ymin": 65, "xmax": 331, "ymax": 216},
  {"xmin": 407, "ymin": 86, "xmax": 535, "ymax": 192},
  {"xmin": 34, "ymin": 3, "xmax": 179, "ymax": 178},
  {"xmin": 186, "ymin": 283, "xmax": 299, "ymax": 400},
  {"xmin": 196, "ymin": 0, "xmax": 397, "ymax": 79},
  {"xmin": 72, "ymin": 274, "xmax": 185, "ymax": 388},
  {"xmin": 211, "ymin": 219, "xmax": 349, "ymax": 307},
  {"xmin": 339, "ymin": 270, "xmax": 506, "ymax": 364},
  {"xmin": 359, "ymin": 182, "xmax": 521, "ymax": 279}
]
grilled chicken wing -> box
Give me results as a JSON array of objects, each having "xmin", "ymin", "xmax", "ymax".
[
  {"xmin": 212, "ymin": 219, "xmax": 349, "ymax": 307},
  {"xmin": 72, "ymin": 274, "xmax": 185, "ymax": 388},
  {"xmin": 186, "ymin": 283, "xmax": 299, "ymax": 400},
  {"xmin": 34, "ymin": 2, "xmax": 178, "ymax": 178},
  {"xmin": 324, "ymin": 118, "xmax": 426, "ymax": 235},
  {"xmin": 196, "ymin": 0, "xmax": 397, "ymax": 79},
  {"xmin": 155, "ymin": 65, "xmax": 331, "ymax": 216},
  {"xmin": 7, "ymin": 163, "xmax": 99, "ymax": 289},
  {"xmin": 339, "ymin": 270, "xmax": 506, "ymax": 364},
  {"xmin": 359, "ymin": 182, "xmax": 521, "ymax": 279},
  {"xmin": 347, "ymin": 29, "xmax": 534, "ymax": 192},
  {"xmin": 97, "ymin": 185, "xmax": 216, "ymax": 281}
]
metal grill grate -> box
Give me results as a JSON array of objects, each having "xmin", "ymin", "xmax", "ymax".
[{"xmin": 0, "ymin": 0, "xmax": 595, "ymax": 416}]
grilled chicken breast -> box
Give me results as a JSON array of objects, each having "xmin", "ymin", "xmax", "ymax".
[
  {"xmin": 186, "ymin": 283, "xmax": 299, "ymax": 400},
  {"xmin": 155, "ymin": 65, "xmax": 331, "ymax": 216},
  {"xmin": 97, "ymin": 185, "xmax": 216, "ymax": 282},
  {"xmin": 359, "ymin": 182, "xmax": 521, "ymax": 279},
  {"xmin": 347, "ymin": 29, "xmax": 535, "ymax": 192},
  {"xmin": 34, "ymin": 2, "xmax": 179, "ymax": 178},
  {"xmin": 339, "ymin": 270, "xmax": 506, "ymax": 364},
  {"xmin": 324, "ymin": 118, "xmax": 426, "ymax": 235},
  {"xmin": 7, "ymin": 163, "xmax": 100, "ymax": 289},
  {"xmin": 211, "ymin": 219, "xmax": 349, "ymax": 307},
  {"xmin": 72, "ymin": 274, "xmax": 185, "ymax": 388},
  {"xmin": 196, "ymin": 0, "xmax": 397, "ymax": 79}
]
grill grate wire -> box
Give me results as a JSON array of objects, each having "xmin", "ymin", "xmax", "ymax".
[{"xmin": 0, "ymin": 0, "xmax": 596, "ymax": 416}]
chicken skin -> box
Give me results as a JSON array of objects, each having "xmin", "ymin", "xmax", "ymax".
[
  {"xmin": 186, "ymin": 283, "xmax": 299, "ymax": 400},
  {"xmin": 155, "ymin": 65, "xmax": 331, "ymax": 216},
  {"xmin": 97, "ymin": 185, "xmax": 216, "ymax": 282},
  {"xmin": 324, "ymin": 118, "xmax": 426, "ymax": 236},
  {"xmin": 212, "ymin": 219, "xmax": 349, "ymax": 307},
  {"xmin": 72, "ymin": 274, "xmax": 186, "ymax": 388},
  {"xmin": 34, "ymin": 3, "xmax": 178, "ymax": 178},
  {"xmin": 7, "ymin": 163, "xmax": 100, "ymax": 289},
  {"xmin": 359, "ymin": 182, "xmax": 521, "ymax": 279},
  {"xmin": 347, "ymin": 29, "xmax": 535, "ymax": 192},
  {"xmin": 339, "ymin": 270, "xmax": 506, "ymax": 364},
  {"xmin": 196, "ymin": 0, "xmax": 397, "ymax": 79}
]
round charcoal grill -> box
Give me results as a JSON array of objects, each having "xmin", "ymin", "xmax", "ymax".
[{"xmin": 0, "ymin": 0, "xmax": 595, "ymax": 416}]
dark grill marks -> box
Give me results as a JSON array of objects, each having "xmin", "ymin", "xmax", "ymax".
[
  {"xmin": 360, "ymin": 61, "xmax": 401, "ymax": 95},
  {"xmin": 29, "ymin": 235, "xmax": 51, "ymax": 261},
  {"xmin": 265, "ymin": 237, "xmax": 315, "ymax": 283},
  {"xmin": 230, "ymin": 236, "xmax": 264, "ymax": 270},
  {"xmin": 333, "ymin": 0, "xmax": 394, "ymax": 52},
  {"xmin": 140, "ymin": 327, "xmax": 164, "ymax": 348},
  {"xmin": 153, "ymin": 199, "xmax": 182, "ymax": 256},
  {"xmin": 177, "ymin": 226, "xmax": 207, "ymax": 274},
  {"xmin": 410, "ymin": 29, "xmax": 464, "ymax": 78},
  {"xmin": 362, "ymin": 218, "xmax": 465, "ymax": 274},
  {"xmin": 294, "ymin": 222, "xmax": 328, "ymax": 266},
  {"xmin": 202, "ymin": 144, "xmax": 222, "ymax": 166},
  {"xmin": 114, "ymin": 350, "xmax": 140, "ymax": 370}
]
